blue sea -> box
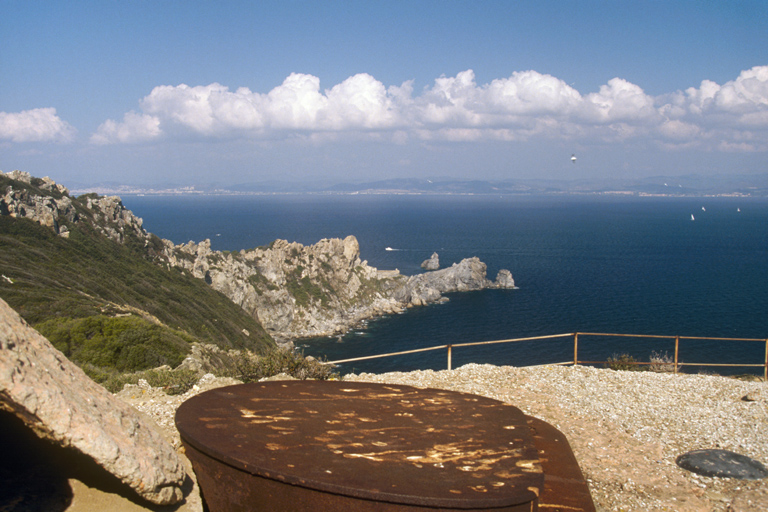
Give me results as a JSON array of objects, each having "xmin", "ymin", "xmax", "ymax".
[{"xmin": 123, "ymin": 194, "xmax": 768, "ymax": 375}]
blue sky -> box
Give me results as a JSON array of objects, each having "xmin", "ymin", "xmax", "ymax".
[{"xmin": 1, "ymin": 0, "xmax": 767, "ymax": 187}]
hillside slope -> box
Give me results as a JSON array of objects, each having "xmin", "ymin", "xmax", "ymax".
[{"xmin": 0, "ymin": 171, "xmax": 274, "ymax": 380}]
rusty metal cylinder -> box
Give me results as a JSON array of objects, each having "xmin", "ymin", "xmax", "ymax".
[{"xmin": 176, "ymin": 381, "xmax": 593, "ymax": 511}]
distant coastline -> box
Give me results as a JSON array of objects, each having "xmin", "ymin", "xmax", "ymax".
[{"xmin": 70, "ymin": 173, "xmax": 768, "ymax": 198}]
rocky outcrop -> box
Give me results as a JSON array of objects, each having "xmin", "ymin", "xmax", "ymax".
[
  {"xmin": 395, "ymin": 257, "xmax": 515, "ymax": 306},
  {"xmin": 1, "ymin": 170, "xmax": 150, "ymax": 244},
  {"xmin": 421, "ymin": 252, "xmax": 440, "ymax": 270},
  {"xmin": 162, "ymin": 235, "xmax": 407, "ymax": 339},
  {"xmin": 165, "ymin": 236, "xmax": 515, "ymax": 339},
  {"xmin": 0, "ymin": 170, "xmax": 78, "ymax": 237},
  {"xmin": 82, "ymin": 194, "xmax": 148, "ymax": 244},
  {"xmin": 0, "ymin": 297, "xmax": 188, "ymax": 505}
]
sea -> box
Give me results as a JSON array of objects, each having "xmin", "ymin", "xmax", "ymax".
[{"xmin": 123, "ymin": 193, "xmax": 768, "ymax": 376}]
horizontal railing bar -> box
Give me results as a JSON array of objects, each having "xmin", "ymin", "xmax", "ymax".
[
  {"xmin": 577, "ymin": 361, "xmax": 765, "ymax": 368},
  {"xmin": 677, "ymin": 362, "xmax": 767, "ymax": 368},
  {"xmin": 576, "ymin": 332, "xmax": 676, "ymax": 339},
  {"xmin": 678, "ymin": 336, "xmax": 766, "ymax": 342},
  {"xmin": 577, "ymin": 332, "xmax": 765, "ymax": 343},
  {"xmin": 327, "ymin": 344, "xmax": 448, "ymax": 365},
  {"xmin": 451, "ymin": 333, "xmax": 574, "ymax": 348}
]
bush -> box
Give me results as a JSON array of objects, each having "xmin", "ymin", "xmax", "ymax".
[
  {"xmin": 227, "ymin": 347, "xmax": 338, "ymax": 382},
  {"xmin": 606, "ymin": 353, "xmax": 640, "ymax": 371},
  {"xmin": 101, "ymin": 367, "xmax": 201, "ymax": 395},
  {"xmin": 649, "ymin": 350, "xmax": 675, "ymax": 373},
  {"xmin": 35, "ymin": 314, "xmax": 191, "ymax": 373}
]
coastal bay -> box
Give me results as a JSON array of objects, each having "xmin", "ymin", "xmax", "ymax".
[{"xmin": 125, "ymin": 193, "xmax": 768, "ymax": 375}]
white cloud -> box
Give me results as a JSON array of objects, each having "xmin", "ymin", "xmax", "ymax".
[
  {"xmin": 91, "ymin": 111, "xmax": 161, "ymax": 144},
  {"xmin": 0, "ymin": 108, "xmax": 76, "ymax": 143},
  {"xmin": 582, "ymin": 78, "xmax": 659, "ymax": 123},
  {"xmin": 263, "ymin": 73, "xmax": 327, "ymax": 129},
  {"xmin": 90, "ymin": 66, "xmax": 768, "ymax": 153}
]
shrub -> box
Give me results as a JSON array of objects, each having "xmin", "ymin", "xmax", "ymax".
[
  {"xmin": 35, "ymin": 315, "xmax": 191, "ymax": 373},
  {"xmin": 606, "ymin": 353, "xmax": 640, "ymax": 371},
  {"xmin": 227, "ymin": 347, "xmax": 338, "ymax": 382},
  {"xmin": 649, "ymin": 350, "xmax": 675, "ymax": 373},
  {"xmin": 101, "ymin": 367, "xmax": 201, "ymax": 395}
]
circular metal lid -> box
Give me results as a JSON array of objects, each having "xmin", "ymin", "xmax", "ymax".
[{"xmin": 175, "ymin": 380, "xmax": 543, "ymax": 509}]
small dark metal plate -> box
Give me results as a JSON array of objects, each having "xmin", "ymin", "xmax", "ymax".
[
  {"xmin": 176, "ymin": 381, "xmax": 544, "ymax": 510},
  {"xmin": 677, "ymin": 449, "xmax": 768, "ymax": 480}
]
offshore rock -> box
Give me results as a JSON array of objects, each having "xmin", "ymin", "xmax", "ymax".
[
  {"xmin": 421, "ymin": 252, "xmax": 440, "ymax": 270},
  {"xmin": 495, "ymin": 269, "xmax": 516, "ymax": 288},
  {"xmin": 395, "ymin": 257, "xmax": 515, "ymax": 306},
  {"xmin": 0, "ymin": 298, "xmax": 187, "ymax": 505}
]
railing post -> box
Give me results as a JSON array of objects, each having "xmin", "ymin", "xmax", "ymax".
[
  {"xmin": 764, "ymin": 339, "xmax": 767, "ymax": 382},
  {"xmin": 447, "ymin": 345, "xmax": 452, "ymax": 371},
  {"xmin": 573, "ymin": 333, "xmax": 579, "ymax": 366},
  {"xmin": 674, "ymin": 336, "xmax": 679, "ymax": 375}
]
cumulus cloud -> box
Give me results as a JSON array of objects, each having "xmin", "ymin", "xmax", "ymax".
[
  {"xmin": 0, "ymin": 108, "xmax": 76, "ymax": 143},
  {"xmin": 91, "ymin": 111, "xmax": 161, "ymax": 144},
  {"xmin": 90, "ymin": 66, "xmax": 768, "ymax": 152}
]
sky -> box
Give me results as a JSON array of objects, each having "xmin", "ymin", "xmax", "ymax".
[{"xmin": 1, "ymin": 0, "xmax": 767, "ymax": 188}]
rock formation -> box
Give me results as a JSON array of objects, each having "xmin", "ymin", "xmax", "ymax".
[
  {"xmin": 421, "ymin": 252, "xmax": 440, "ymax": 270},
  {"xmin": 1, "ymin": 169, "xmax": 149, "ymax": 244},
  {"xmin": 0, "ymin": 170, "xmax": 77, "ymax": 237},
  {"xmin": 165, "ymin": 236, "xmax": 516, "ymax": 339},
  {"xmin": 0, "ymin": 297, "xmax": 187, "ymax": 505},
  {"xmin": 1, "ymin": 170, "xmax": 517, "ymax": 341}
]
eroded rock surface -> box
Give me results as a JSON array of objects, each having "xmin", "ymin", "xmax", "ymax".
[
  {"xmin": 0, "ymin": 298, "xmax": 187, "ymax": 505},
  {"xmin": 166, "ymin": 237, "xmax": 516, "ymax": 339},
  {"xmin": 421, "ymin": 252, "xmax": 440, "ymax": 270}
]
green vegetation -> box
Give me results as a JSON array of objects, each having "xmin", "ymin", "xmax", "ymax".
[
  {"xmin": 605, "ymin": 351, "xmax": 676, "ymax": 372},
  {"xmin": 285, "ymin": 267, "xmax": 331, "ymax": 307},
  {"xmin": 605, "ymin": 353, "xmax": 641, "ymax": 371},
  {"xmin": 36, "ymin": 315, "xmax": 192, "ymax": 374},
  {"xmin": 101, "ymin": 367, "xmax": 203, "ymax": 395},
  {"xmin": 1, "ymin": 174, "xmax": 276, "ymax": 387},
  {"xmin": 99, "ymin": 346, "xmax": 338, "ymax": 394},
  {"xmin": 248, "ymin": 272, "xmax": 279, "ymax": 292},
  {"xmin": 226, "ymin": 347, "xmax": 338, "ymax": 383}
]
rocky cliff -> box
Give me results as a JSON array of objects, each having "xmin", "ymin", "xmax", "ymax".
[
  {"xmin": 0, "ymin": 170, "xmax": 150, "ymax": 245},
  {"xmin": 2, "ymin": 170, "xmax": 516, "ymax": 341},
  {"xmin": 164, "ymin": 237, "xmax": 515, "ymax": 340}
]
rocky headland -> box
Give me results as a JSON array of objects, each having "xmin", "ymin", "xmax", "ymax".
[
  {"xmin": 1, "ymin": 169, "xmax": 516, "ymax": 342},
  {"xmin": 166, "ymin": 237, "xmax": 515, "ymax": 340}
]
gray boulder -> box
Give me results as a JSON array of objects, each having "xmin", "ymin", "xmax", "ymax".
[
  {"xmin": 495, "ymin": 269, "xmax": 516, "ymax": 288},
  {"xmin": 421, "ymin": 252, "xmax": 440, "ymax": 270},
  {"xmin": 0, "ymin": 297, "xmax": 187, "ymax": 505}
]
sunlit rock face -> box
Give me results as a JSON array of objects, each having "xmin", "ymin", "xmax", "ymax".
[
  {"xmin": 167, "ymin": 235, "xmax": 515, "ymax": 339},
  {"xmin": 0, "ymin": 297, "xmax": 187, "ymax": 505}
]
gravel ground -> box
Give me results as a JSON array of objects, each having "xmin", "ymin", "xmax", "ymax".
[{"xmin": 117, "ymin": 364, "xmax": 768, "ymax": 512}]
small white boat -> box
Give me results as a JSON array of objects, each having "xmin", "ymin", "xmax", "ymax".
[
  {"xmin": 691, "ymin": 214, "xmax": 695, "ymax": 221},
  {"xmin": 385, "ymin": 247, "xmax": 394, "ymax": 251},
  {"xmin": 702, "ymin": 206, "xmax": 706, "ymax": 211}
]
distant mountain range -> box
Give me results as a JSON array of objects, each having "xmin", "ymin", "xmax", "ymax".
[{"xmin": 69, "ymin": 173, "xmax": 768, "ymax": 197}]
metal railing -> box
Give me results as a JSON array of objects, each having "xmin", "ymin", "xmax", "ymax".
[{"xmin": 327, "ymin": 332, "xmax": 768, "ymax": 380}]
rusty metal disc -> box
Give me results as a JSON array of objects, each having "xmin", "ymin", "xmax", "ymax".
[{"xmin": 176, "ymin": 380, "xmax": 544, "ymax": 509}]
